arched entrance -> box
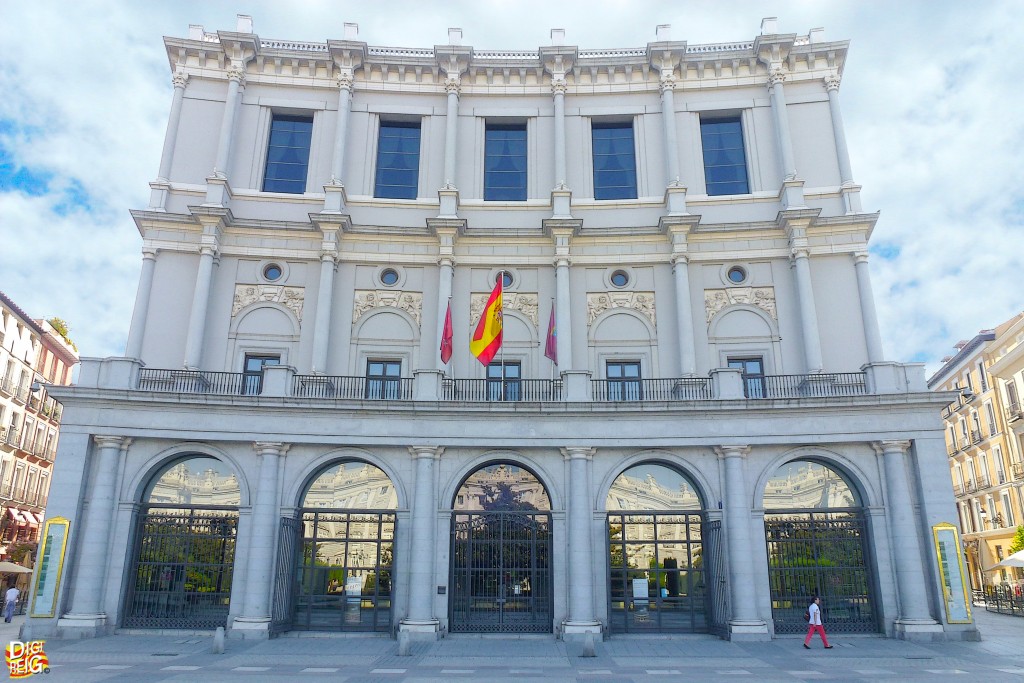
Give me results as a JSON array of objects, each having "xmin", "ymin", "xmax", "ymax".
[
  {"xmin": 763, "ymin": 459, "xmax": 880, "ymax": 633},
  {"xmin": 291, "ymin": 461, "xmax": 397, "ymax": 632},
  {"xmin": 606, "ymin": 462, "xmax": 714, "ymax": 633},
  {"xmin": 449, "ymin": 462, "xmax": 553, "ymax": 633},
  {"xmin": 123, "ymin": 455, "xmax": 240, "ymax": 629}
]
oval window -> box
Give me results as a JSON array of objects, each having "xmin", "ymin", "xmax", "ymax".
[
  {"xmin": 727, "ymin": 266, "xmax": 747, "ymax": 284},
  {"xmin": 610, "ymin": 270, "xmax": 629, "ymax": 288},
  {"xmin": 495, "ymin": 271, "xmax": 513, "ymax": 288},
  {"xmin": 263, "ymin": 263, "xmax": 283, "ymax": 281},
  {"xmin": 380, "ymin": 268, "xmax": 400, "ymax": 286}
]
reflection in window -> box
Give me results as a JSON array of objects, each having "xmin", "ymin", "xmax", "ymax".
[
  {"xmin": 366, "ymin": 360, "xmax": 401, "ymax": 400},
  {"xmin": 454, "ymin": 462, "xmax": 550, "ymax": 511},
  {"xmin": 700, "ymin": 116, "xmax": 749, "ymax": 196},
  {"xmin": 484, "ymin": 123, "xmax": 527, "ymax": 201},
  {"xmin": 592, "ymin": 121, "xmax": 637, "ymax": 200},
  {"xmin": 302, "ymin": 461, "xmax": 398, "ymax": 510},
  {"xmin": 262, "ymin": 115, "xmax": 313, "ymax": 194},
  {"xmin": 375, "ymin": 121, "xmax": 421, "ymax": 199},
  {"xmin": 145, "ymin": 456, "xmax": 240, "ymax": 506},
  {"xmin": 762, "ymin": 460, "xmax": 859, "ymax": 510},
  {"xmin": 607, "ymin": 463, "xmax": 702, "ymax": 511}
]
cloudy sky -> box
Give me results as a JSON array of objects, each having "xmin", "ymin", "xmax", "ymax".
[{"xmin": 1, "ymin": 0, "xmax": 1022, "ymax": 375}]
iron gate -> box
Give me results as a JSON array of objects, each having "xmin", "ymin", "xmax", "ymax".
[
  {"xmin": 607, "ymin": 512, "xmax": 711, "ymax": 633},
  {"xmin": 765, "ymin": 510, "xmax": 880, "ymax": 633},
  {"xmin": 271, "ymin": 516, "xmax": 301, "ymax": 635},
  {"xmin": 293, "ymin": 510, "xmax": 395, "ymax": 632},
  {"xmin": 123, "ymin": 505, "xmax": 238, "ymax": 629},
  {"xmin": 705, "ymin": 519, "xmax": 730, "ymax": 637},
  {"xmin": 450, "ymin": 511, "xmax": 552, "ymax": 633}
]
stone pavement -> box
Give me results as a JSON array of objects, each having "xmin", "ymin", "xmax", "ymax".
[{"xmin": 2, "ymin": 609, "xmax": 1024, "ymax": 682}]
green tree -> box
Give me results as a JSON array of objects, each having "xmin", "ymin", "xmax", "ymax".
[{"xmin": 1010, "ymin": 525, "xmax": 1024, "ymax": 555}]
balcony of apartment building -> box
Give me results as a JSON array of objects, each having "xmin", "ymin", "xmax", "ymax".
[
  {"xmin": 1008, "ymin": 401, "xmax": 1023, "ymax": 424},
  {"xmin": 1013, "ymin": 461, "xmax": 1024, "ymax": 481},
  {"xmin": 0, "ymin": 374, "xmax": 14, "ymax": 397}
]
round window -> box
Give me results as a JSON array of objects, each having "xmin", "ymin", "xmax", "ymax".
[
  {"xmin": 263, "ymin": 263, "xmax": 283, "ymax": 281},
  {"xmin": 610, "ymin": 270, "xmax": 630, "ymax": 288},
  {"xmin": 727, "ymin": 266, "xmax": 747, "ymax": 284},
  {"xmin": 380, "ymin": 268, "xmax": 400, "ymax": 286},
  {"xmin": 495, "ymin": 271, "xmax": 513, "ymax": 288}
]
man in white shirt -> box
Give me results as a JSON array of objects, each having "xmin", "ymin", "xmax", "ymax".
[
  {"xmin": 4, "ymin": 584, "xmax": 20, "ymax": 623},
  {"xmin": 803, "ymin": 595, "xmax": 833, "ymax": 649}
]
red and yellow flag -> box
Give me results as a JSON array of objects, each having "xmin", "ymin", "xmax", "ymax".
[{"xmin": 470, "ymin": 276, "xmax": 503, "ymax": 365}]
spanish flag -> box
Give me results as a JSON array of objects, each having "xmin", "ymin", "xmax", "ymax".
[{"xmin": 470, "ymin": 275, "xmax": 503, "ymax": 365}]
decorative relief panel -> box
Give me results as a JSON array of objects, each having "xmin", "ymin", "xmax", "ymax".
[
  {"xmin": 352, "ymin": 290, "xmax": 423, "ymax": 326},
  {"xmin": 232, "ymin": 285, "xmax": 305, "ymax": 322},
  {"xmin": 704, "ymin": 286, "xmax": 777, "ymax": 322},
  {"xmin": 470, "ymin": 292, "xmax": 538, "ymax": 327},
  {"xmin": 586, "ymin": 292, "xmax": 656, "ymax": 327}
]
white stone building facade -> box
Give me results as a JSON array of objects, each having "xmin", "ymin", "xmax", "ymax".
[{"xmin": 35, "ymin": 16, "xmax": 974, "ymax": 642}]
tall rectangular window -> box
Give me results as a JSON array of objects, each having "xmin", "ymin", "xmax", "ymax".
[
  {"xmin": 606, "ymin": 361, "xmax": 642, "ymax": 401},
  {"xmin": 728, "ymin": 357, "xmax": 765, "ymax": 399},
  {"xmin": 374, "ymin": 121, "xmax": 421, "ymax": 199},
  {"xmin": 262, "ymin": 114, "xmax": 313, "ymax": 194},
  {"xmin": 486, "ymin": 361, "xmax": 521, "ymax": 401},
  {"xmin": 243, "ymin": 354, "xmax": 280, "ymax": 395},
  {"xmin": 366, "ymin": 360, "xmax": 402, "ymax": 399},
  {"xmin": 592, "ymin": 121, "xmax": 637, "ymax": 200},
  {"xmin": 484, "ymin": 122, "xmax": 527, "ymax": 201},
  {"xmin": 700, "ymin": 116, "xmax": 749, "ymax": 196}
]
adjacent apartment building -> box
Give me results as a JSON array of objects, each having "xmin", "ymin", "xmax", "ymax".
[
  {"xmin": 929, "ymin": 314, "xmax": 1024, "ymax": 591},
  {"xmin": 34, "ymin": 16, "xmax": 974, "ymax": 642},
  {"xmin": 0, "ymin": 292, "xmax": 77, "ymax": 560}
]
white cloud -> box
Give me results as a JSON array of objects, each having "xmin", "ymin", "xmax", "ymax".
[{"xmin": 0, "ymin": 0, "xmax": 1021, "ymax": 373}]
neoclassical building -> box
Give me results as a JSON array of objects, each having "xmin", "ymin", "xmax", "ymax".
[{"xmin": 35, "ymin": 15, "xmax": 974, "ymax": 642}]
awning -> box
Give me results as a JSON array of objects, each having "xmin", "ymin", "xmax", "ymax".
[
  {"xmin": 32, "ymin": 512, "xmax": 45, "ymax": 525},
  {"xmin": 23, "ymin": 512, "xmax": 39, "ymax": 527},
  {"xmin": 5, "ymin": 509, "xmax": 25, "ymax": 524}
]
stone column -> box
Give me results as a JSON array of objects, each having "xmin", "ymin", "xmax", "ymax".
[
  {"xmin": 234, "ymin": 441, "xmax": 288, "ymax": 634},
  {"xmin": 853, "ymin": 251, "xmax": 885, "ymax": 364},
  {"xmin": 791, "ymin": 246, "xmax": 823, "ymax": 373},
  {"xmin": 672, "ymin": 253, "xmax": 696, "ymax": 376},
  {"xmin": 659, "ymin": 75, "xmax": 680, "ymax": 184},
  {"xmin": 825, "ymin": 74, "xmax": 854, "ymax": 186},
  {"xmin": 311, "ymin": 245, "xmax": 338, "ymax": 374},
  {"xmin": 874, "ymin": 440, "xmax": 939, "ymax": 630},
  {"xmin": 443, "ymin": 78, "xmax": 460, "ymax": 186},
  {"xmin": 124, "ymin": 248, "xmax": 158, "ymax": 360},
  {"xmin": 555, "ymin": 255, "xmax": 573, "ymax": 371},
  {"xmin": 330, "ymin": 73, "xmax": 353, "ymax": 184},
  {"xmin": 63, "ymin": 436, "xmax": 130, "ymax": 620},
  {"xmin": 562, "ymin": 447, "xmax": 600, "ymax": 633},
  {"xmin": 436, "ymin": 256, "xmax": 455, "ymax": 371},
  {"xmin": 157, "ymin": 72, "xmax": 189, "ymax": 181},
  {"xmin": 716, "ymin": 445, "xmax": 768, "ymax": 637},
  {"xmin": 183, "ymin": 244, "xmax": 218, "ymax": 369},
  {"xmin": 766, "ymin": 67, "xmax": 797, "ymax": 181},
  {"xmin": 552, "ymin": 78, "xmax": 567, "ymax": 186},
  {"xmin": 402, "ymin": 446, "xmax": 442, "ymax": 633},
  {"xmin": 213, "ymin": 66, "xmax": 245, "ymax": 178}
]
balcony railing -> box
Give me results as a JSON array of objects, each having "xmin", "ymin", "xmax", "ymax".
[
  {"xmin": 13, "ymin": 385, "xmax": 28, "ymax": 403},
  {"xmin": 1013, "ymin": 462, "xmax": 1024, "ymax": 481},
  {"xmin": 976, "ymin": 473, "xmax": 990, "ymax": 489},
  {"xmin": 592, "ymin": 378, "xmax": 711, "ymax": 402},
  {"xmin": 137, "ymin": 369, "xmax": 246, "ymax": 395},
  {"xmin": 5, "ymin": 429, "xmax": 19, "ymax": 447},
  {"xmin": 971, "ymin": 429, "xmax": 982, "ymax": 443},
  {"xmin": 952, "ymin": 483, "xmax": 963, "ymax": 496},
  {"xmin": 749, "ymin": 373, "xmax": 867, "ymax": 399},
  {"xmin": 964, "ymin": 480, "xmax": 977, "ymax": 493},
  {"xmin": 293, "ymin": 375, "xmax": 414, "ymax": 400},
  {"xmin": 443, "ymin": 379, "xmax": 563, "ymax": 402},
  {"xmin": 960, "ymin": 437, "xmax": 971, "ymax": 450},
  {"xmin": 0, "ymin": 375, "xmax": 13, "ymax": 396},
  {"xmin": 1008, "ymin": 403, "xmax": 1023, "ymax": 423}
]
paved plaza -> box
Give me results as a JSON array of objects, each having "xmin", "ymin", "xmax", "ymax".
[{"xmin": 3, "ymin": 608, "xmax": 1024, "ymax": 682}]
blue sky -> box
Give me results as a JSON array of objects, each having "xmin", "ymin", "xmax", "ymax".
[{"xmin": 1, "ymin": 0, "xmax": 1022, "ymax": 375}]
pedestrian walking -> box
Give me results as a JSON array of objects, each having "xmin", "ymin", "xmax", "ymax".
[
  {"xmin": 803, "ymin": 595, "xmax": 833, "ymax": 649},
  {"xmin": 4, "ymin": 583, "xmax": 20, "ymax": 623}
]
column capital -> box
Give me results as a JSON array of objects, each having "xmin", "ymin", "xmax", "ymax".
[
  {"xmin": 561, "ymin": 447, "xmax": 596, "ymax": 461},
  {"xmin": 659, "ymin": 73, "xmax": 677, "ymax": 93},
  {"xmin": 320, "ymin": 251, "xmax": 338, "ymax": 264},
  {"xmin": 93, "ymin": 435, "xmax": 129, "ymax": 450},
  {"xmin": 852, "ymin": 250, "xmax": 870, "ymax": 265},
  {"xmin": 551, "ymin": 77, "xmax": 568, "ymax": 96},
  {"xmin": 227, "ymin": 65, "xmax": 246, "ymax": 87},
  {"xmin": 714, "ymin": 445, "xmax": 751, "ymax": 460},
  {"xmin": 337, "ymin": 70, "xmax": 354, "ymax": 91},
  {"xmin": 253, "ymin": 441, "xmax": 290, "ymax": 457},
  {"xmin": 824, "ymin": 73, "xmax": 841, "ymax": 92},
  {"xmin": 766, "ymin": 65, "xmax": 786, "ymax": 89},
  {"xmin": 172, "ymin": 71, "xmax": 189, "ymax": 89},
  {"xmin": 444, "ymin": 76, "xmax": 461, "ymax": 96},
  {"xmin": 789, "ymin": 246, "xmax": 810, "ymax": 262},
  {"xmin": 437, "ymin": 254, "xmax": 457, "ymax": 269},
  {"xmin": 409, "ymin": 445, "xmax": 444, "ymax": 460},
  {"xmin": 553, "ymin": 255, "xmax": 572, "ymax": 269},
  {"xmin": 872, "ymin": 440, "xmax": 911, "ymax": 456},
  {"xmin": 199, "ymin": 244, "xmax": 219, "ymax": 259},
  {"xmin": 141, "ymin": 246, "xmax": 159, "ymax": 261}
]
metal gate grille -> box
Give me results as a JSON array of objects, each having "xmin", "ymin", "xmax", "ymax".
[
  {"xmin": 450, "ymin": 511, "xmax": 552, "ymax": 633},
  {"xmin": 765, "ymin": 510, "xmax": 879, "ymax": 633},
  {"xmin": 271, "ymin": 516, "xmax": 301, "ymax": 635},
  {"xmin": 607, "ymin": 512, "xmax": 710, "ymax": 633},
  {"xmin": 293, "ymin": 510, "xmax": 395, "ymax": 632},
  {"xmin": 705, "ymin": 519, "xmax": 730, "ymax": 637},
  {"xmin": 123, "ymin": 506, "xmax": 238, "ymax": 629}
]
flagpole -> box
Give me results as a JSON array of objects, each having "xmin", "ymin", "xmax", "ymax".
[
  {"xmin": 447, "ymin": 295, "xmax": 453, "ymax": 382},
  {"xmin": 498, "ymin": 271, "xmax": 505, "ymax": 394},
  {"xmin": 549, "ymin": 297, "xmax": 555, "ymax": 382}
]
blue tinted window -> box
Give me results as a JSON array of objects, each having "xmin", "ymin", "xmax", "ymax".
[
  {"xmin": 700, "ymin": 117, "xmax": 749, "ymax": 196},
  {"xmin": 262, "ymin": 115, "xmax": 313, "ymax": 194},
  {"xmin": 375, "ymin": 121, "xmax": 421, "ymax": 199},
  {"xmin": 485, "ymin": 123, "xmax": 527, "ymax": 201},
  {"xmin": 592, "ymin": 121, "xmax": 637, "ymax": 200}
]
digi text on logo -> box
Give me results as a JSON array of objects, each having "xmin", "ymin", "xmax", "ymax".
[{"xmin": 5, "ymin": 640, "xmax": 50, "ymax": 678}]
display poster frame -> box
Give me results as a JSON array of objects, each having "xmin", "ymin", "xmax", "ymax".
[
  {"xmin": 30, "ymin": 516, "xmax": 70, "ymax": 618},
  {"xmin": 932, "ymin": 522, "xmax": 972, "ymax": 624}
]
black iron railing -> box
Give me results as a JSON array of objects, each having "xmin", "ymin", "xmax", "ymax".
[
  {"xmin": 292, "ymin": 375, "xmax": 414, "ymax": 400},
  {"xmin": 137, "ymin": 369, "xmax": 247, "ymax": 395},
  {"xmin": 985, "ymin": 585, "xmax": 1024, "ymax": 617},
  {"xmin": 443, "ymin": 379, "xmax": 562, "ymax": 402},
  {"xmin": 592, "ymin": 378, "xmax": 711, "ymax": 402},
  {"xmin": 755, "ymin": 373, "xmax": 867, "ymax": 399}
]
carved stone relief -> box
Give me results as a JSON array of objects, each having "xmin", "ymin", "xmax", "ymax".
[
  {"xmin": 704, "ymin": 286, "xmax": 777, "ymax": 323},
  {"xmin": 586, "ymin": 292, "xmax": 656, "ymax": 327},
  {"xmin": 232, "ymin": 285, "xmax": 305, "ymax": 322},
  {"xmin": 352, "ymin": 290, "xmax": 423, "ymax": 326},
  {"xmin": 470, "ymin": 292, "xmax": 538, "ymax": 327}
]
